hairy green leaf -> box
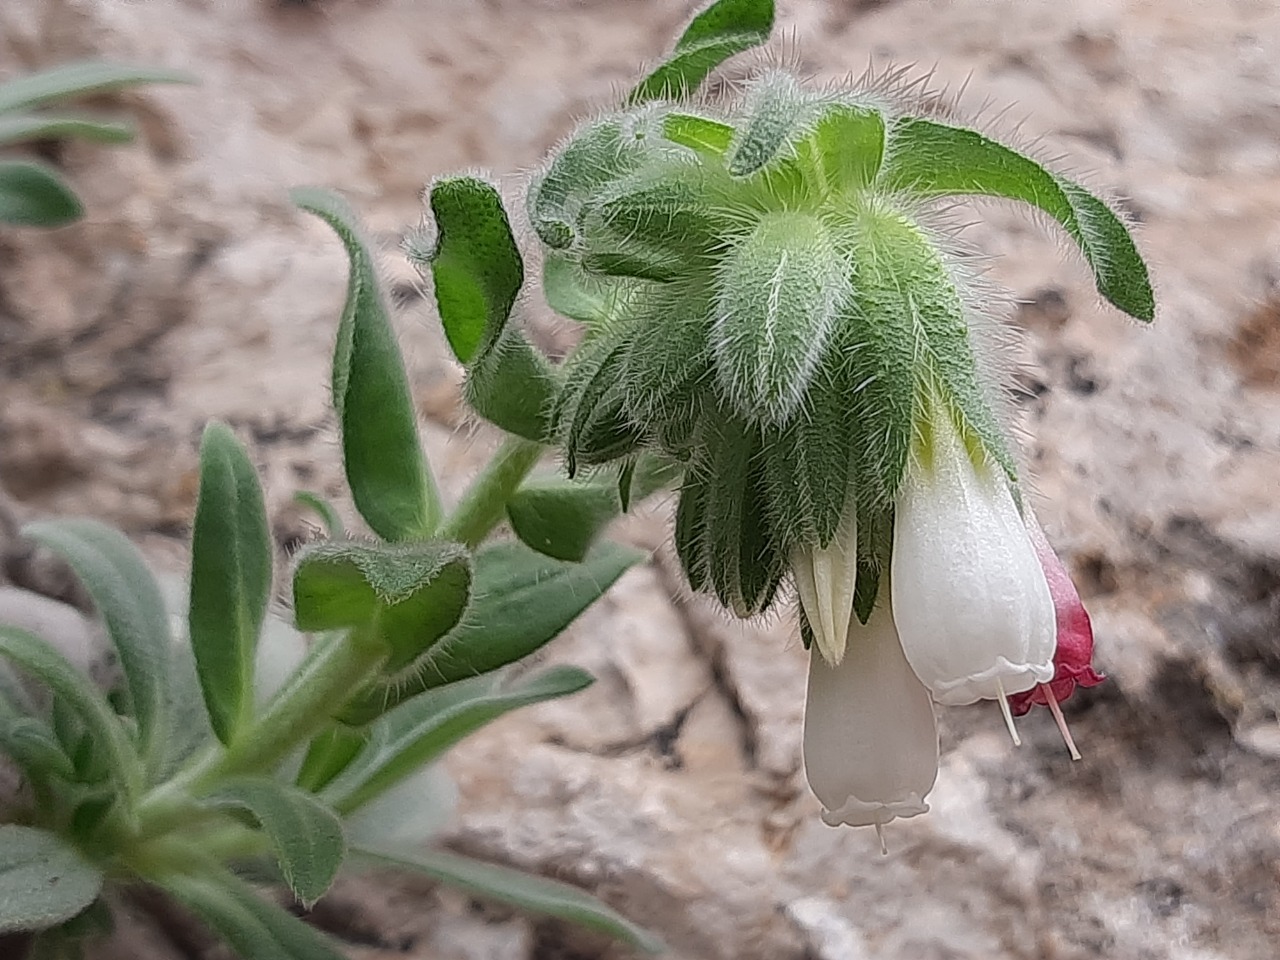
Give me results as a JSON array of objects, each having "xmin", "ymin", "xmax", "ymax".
[
  {"xmin": 0, "ymin": 160, "xmax": 81, "ymax": 227},
  {"xmin": 331, "ymin": 667, "xmax": 592, "ymax": 814},
  {"xmin": 879, "ymin": 117, "xmax": 1154, "ymax": 321},
  {"xmin": 0, "ymin": 61, "xmax": 192, "ymax": 114},
  {"xmin": 206, "ymin": 777, "xmax": 345, "ymax": 907},
  {"xmin": 426, "ymin": 176, "xmax": 523, "ymax": 364},
  {"xmin": 0, "ymin": 628, "xmax": 138, "ymax": 805},
  {"xmin": 294, "ymin": 187, "xmax": 442, "ymax": 541},
  {"xmin": 338, "ymin": 540, "xmax": 641, "ymax": 724},
  {"xmin": 189, "ymin": 422, "xmax": 272, "ymax": 746},
  {"xmin": 293, "ymin": 540, "xmax": 471, "ymax": 676},
  {"xmin": 357, "ymin": 847, "xmax": 662, "ymax": 953},
  {"xmin": 0, "ymin": 825, "xmax": 103, "ymax": 934},
  {"xmin": 629, "ymin": 0, "xmax": 775, "ymax": 104},
  {"xmin": 165, "ymin": 870, "xmax": 347, "ymax": 960},
  {"xmin": 23, "ymin": 518, "xmax": 171, "ymax": 769},
  {"xmin": 0, "ymin": 717, "xmax": 74, "ymax": 782},
  {"xmin": 0, "ymin": 114, "xmax": 133, "ymax": 147}
]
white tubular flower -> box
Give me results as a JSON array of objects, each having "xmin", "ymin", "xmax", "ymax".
[
  {"xmin": 890, "ymin": 412, "xmax": 1055, "ymax": 711},
  {"xmin": 803, "ymin": 599, "xmax": 939, "ymax": 839},
  {"xmin": 791, "ymin": 511, "xmax": 858, "ymax": 665}
]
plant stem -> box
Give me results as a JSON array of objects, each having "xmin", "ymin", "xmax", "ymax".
[
  {"xmin": 438, "ymin": 437, "xmax": 543, "ymax": 548},
  {"xmin": 135, "ymin": 631, "xmax": 384, "ymax": 833}
]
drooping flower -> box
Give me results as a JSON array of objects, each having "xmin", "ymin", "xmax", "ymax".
[
  {"xmin": 803, "ymin": 596, "xmax": 939, "ymax": 849},
  {"xmin": 890, "ymin": 408, "xmax": 1056, "ymax": 734},
  {"xmin": 1009, "ymin": 513, "xmax": 1106, "ymax": 758}
]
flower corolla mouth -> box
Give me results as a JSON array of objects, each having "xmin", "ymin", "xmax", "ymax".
[{"xmin": 803, "ymin": 598, "xmax": 938, "ymax": 849}]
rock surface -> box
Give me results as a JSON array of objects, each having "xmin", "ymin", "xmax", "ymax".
[{"xmin": 2, "ymin": 1, "xmax": 1279, "ymax": 958}]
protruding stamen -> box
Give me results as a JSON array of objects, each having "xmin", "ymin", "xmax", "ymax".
[
  {"xmin": 994, "ymin": 677, "xmax": 1022, "ymax": 746},
  {"xmin": 874, "ymin": 821, "xmax": 888, "ymax": 856},
  {"xmin": 1042, "ymin": 683, "xmax": 1082, "ymax": 761}
]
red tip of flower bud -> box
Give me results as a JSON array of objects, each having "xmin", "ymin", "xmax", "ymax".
[{"xmin": 1010, "ymin": 517, "xmax": 1106, "ymax": 718}]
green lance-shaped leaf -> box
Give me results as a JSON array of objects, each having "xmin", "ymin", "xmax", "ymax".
[
  {"xmin": 508, "ymin": 456, "xmax": 677, "ymax": 562},
  {"xmin": 0, "ymin": 716, "xmax": 75, "ymax": 782},
  {"xmin": 22, "ymin": 518, "xmax": 171, "ymax": 769},
  {"xmin": 164, "ymin": 869, "xmax": 348, "ymax": 960},
  {"xmin": 291, "ymin": 491, "xmax": 344, "ymax": 540},
  {"xmin": 189, "ymin": 422, "xmax": 273, "ymax": 746},
  {"xmin": 506, "ymin": 477, "xmax": 620, "ymax": 563},
  {"xmin": 427, "ymin": 176, "xmax": 558, "ymax": 441},
  {"xmin": 329, "ymin": 666, "xmax": 591, "ymax": 815},
  {"xmin": 356, "ymin": 847, "xmax": 663, "ymax": 954},
  {"xmin": 0, "ymin": 61, "xmax": 193, "ymax": 114},
  {"xmin": 711, "ymin": 211, "xmax": 847, "ymax": 426},
  {"xmin": 427, "ymin": 176, "xmax": 523, "ymax": 364},
  {"xmin": 0, "ymin": 628, "xmax": 139, "ymax": 805},
  {"xmin": 293, "ymin": 188, "xmax": 442, "ymax": 541},
  {"xmin": 0, "ymin": 160, "xmax": 81, "ymax": 227},
  {"xmin": 0, "ymin": 114, "xmax": 134, "ymax": 147},
  {"xmin": 293, "ymin": 540, "xmax": 471, "ymax": 677},
  {"xmin": 878, "ymin": 116, "xmax": 1154, "ymax": 321},
  {"xmin": 0, "ymin": 825, "xmax": 104, "ymax": 934},
  {"xmin": 337, "ymin": 540, "xmax": 641, "ymax": 724},
  {"xmin": 205, "ymin": 777, "xmax": 345, "ymax": 907},
  {"xmin": 629, "ymin": 0, "xmax": 775, "ymax": 105},
  {"xmin": 295, "ymin": 725, "xmax": 367, "ymax": 793}
]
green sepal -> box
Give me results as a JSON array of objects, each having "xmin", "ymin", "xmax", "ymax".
[
  {"xmin": 506, "ymin": 477, "xmax": 620, "ymax": 563},
  {"xmin": 726, "ymin": 70, "xmax": 814, "ymax": 178},
  {"xmin": 878, "ymin": 116, "xmax": 1154, "ymax": 321},
  {"xmin": 293, "ymin": 188, "xmax": 442, "ymax": 542},
  {"xmin": 628, "ymin": 0, "xmax": 775, "ymax": 105},
  {"xmin": 295, "ymin": 725, "xmax": 367, "ymax": 794},
  {"xmin": 803, "ymin": 102, "xmax": 886, "ymax": 192},
  {"xmin": 711, "ymin": 211, "xmax": 845, "ymax": 425}
]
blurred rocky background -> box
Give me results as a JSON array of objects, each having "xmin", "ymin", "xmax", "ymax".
[{"xmin": 1, "ymin": 1, "xmax": 1278, "ymax": 958}]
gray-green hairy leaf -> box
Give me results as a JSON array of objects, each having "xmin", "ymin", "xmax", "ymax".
[
  {"xmin": 879, "ymin": 116, "xmax": 1154, "ymax": 321},
  {"xmin": 293, "ymin": 540, "xmax": 471, "ymax": 676},
  {"xmin": 337, "ymin": 540, "xmax": 641, "ymax": 724},
  {"xmin": 23, "ymin": 518, "xmax": 171, "ymax": 768},
  {"xmin": 0, "ymin": 627, "xmax": 139, "ymax": 805},
  {"xmin": 0, "ymin": 160, "xmax": 81, "ymax": 227},
  {"xmin": 357, "ymin": 847, "xmax": 663, "ymax": 954},
  {"xmin": 205, "ymin": 777, "xmax": 345, "ymax": 907},
  {"xmin": 294, "ymin": 187, "xmax": 442, "ymax": 541},
  {"xmin": 0, "ymin": 825, "xmax": 104, "ymax": 934},
  {"xmin": 629, "ymin": 0, "xmax": 775, "ymax": 104},
  {"xmin": 0, "ymin": 61, "xmax": 193, "ymax": 114},
  {"xmin": 330, "ymin": 666, "xmax": 592, "ymax": 815},
  {"xmin": 189, "ymin": 422, "xmax": 272, "ymax": 746},
  {"xmin": 0, "ymin": 114, "xmax": 134, "ymax": 147}
]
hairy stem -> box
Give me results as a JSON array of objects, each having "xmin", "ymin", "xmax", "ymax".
[{"xmin": 438, "ymin": 437, "xmax": 543, "ymax": 548}]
